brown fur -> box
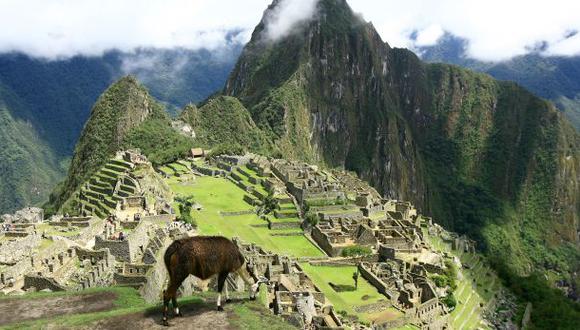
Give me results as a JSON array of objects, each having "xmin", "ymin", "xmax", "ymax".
[{"xmin": 161, "ymin": 236, "xmax": 245, "ymax": 325}]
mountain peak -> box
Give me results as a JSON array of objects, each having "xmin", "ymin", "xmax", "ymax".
[{"xmin": 45, "ymin": 76, "xmax": 166, "ymax": 212}]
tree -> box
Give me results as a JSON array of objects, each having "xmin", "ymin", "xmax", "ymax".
[
  {"xmin": 207, "ymin": 142, "xmax": 245, "ymax": 158},
  {"xmin": 305, "ymin": 211, "xmax": 319, "ymax": 226},
  {"xmin": 175, "ymin": 194, "xmax": 197, "ymax": 227},
  {"xmin": 341, "ymin": 245, "xmax": 372, "ymax": 258},
  {"xmin": 341, "ymin": 245, "xmax": 372, "ymax": 290},
  {"xmin": 258, "ymin": 191, "xmax": 277, "ymax": 216}
]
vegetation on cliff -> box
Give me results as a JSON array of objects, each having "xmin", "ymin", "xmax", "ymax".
[
  {"xmin": 45, "ymin": 76, "xmax": 167, "ymax": 214},
  {"xmin": 0, "ymin": 83, "xmax": 64, "ymax": 213},
  {"xmin": 122, "ymin": 119, "xmax": 193, "ymax": 165},
  {"xmin": 180, "ymin": 95, "xmax": 271, "ymax": 154}
]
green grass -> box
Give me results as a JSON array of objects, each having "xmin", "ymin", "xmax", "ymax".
[
  {"xmin": 170, "ymin": 162, "xmax": 189, "ymax": 173},
  {"xmin": 0, "ymin": 287, "xmax": 150, "ymax": 329},
  {"xmin": 167, "ymin": 176, "xmax": 323, "ymax": 258},
  {"xmin": 229, "ymin": 300, "xmax": 296, "ymax": 330},
  {"xmin": 1, "ymin": 288, "xmax": 295, "ymax": 330},
  {"xmin": 299, "ymin": 264, "xmax": 403, "ymax": 323},
  {"xmin": 235, "ymin": 169, "xmax": 269, "ymax": 195}
]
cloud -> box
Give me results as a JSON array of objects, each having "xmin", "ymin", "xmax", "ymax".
[
  {"xmin": 262, "ymin": 0, "xmax": 319, "ymax": 41},
  {"xmin": 0, "ymin": 0, "xmax": 271, "ymax": 59},
  {"xmin": 349, "ymin": 0, "xmax": 580, "ymax": 61},
  {"xmin": 414, "ymin": 25, "xmax": 444, "ymax": 47},
  {"xmin": 0, "ymin": 0, "xmax": 579, "ymax": 61}
]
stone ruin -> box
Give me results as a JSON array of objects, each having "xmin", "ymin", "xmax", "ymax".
[
  {"xmin": 359, "ymin": 258, "xmax": 449, "ymax": 329},
  {"xmin": 270, "ymin": 159, "xmax": 345, "ymax": 205},
  {"xmin": 311, "ymin": 203, "xmax": 424, "ymax": 257},
  {"xmin": 1, "ymin": 207, "xmax": 44, "ymax": 225},
  {"xmin": 234, "ymin": 238, "xmax": 343, "ymax": 329}
]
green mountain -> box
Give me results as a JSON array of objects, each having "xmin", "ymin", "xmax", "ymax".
[
  {"xmin": 0, "ymin": 47, "xmax": 240, "ymax": 213},
  {"xmin": 0, "ymin": 82, "xmax": 64, "ymax": 212},
  {"xmin": 180, "ymin": 96, "xmax": 271, "ymax": 152},
  {"xmin": 45, "ymin": 76, "xmax": 174, "ymax": 213},
  {"xmin": 417, "ymin": 33, "xmax": 580, "ymax": 130},
  {"xmin": 214, "ymin": 0, "xmax": 579, "ymax": 324}
]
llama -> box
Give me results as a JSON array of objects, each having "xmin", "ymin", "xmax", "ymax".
[{"xmin": 161, "ymin": 236, "xmax": 257, "ymax": 326}]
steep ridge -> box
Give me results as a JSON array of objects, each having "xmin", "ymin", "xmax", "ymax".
[
  {"xmin": 0, "ymin": 82, "xmax": 63, "ymax": 212},
  {"xmin": 179, "ymin": 96, "xmax": 271, "ymax": 152},
  {"xmin": 45, "ymin": 76, "xmax": 168, "ymax": 213},
  {"xmin": 223, "ymin": 0, "xmax": 579, "ymax": 287}
]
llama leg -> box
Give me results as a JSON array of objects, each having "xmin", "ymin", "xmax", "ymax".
[
  {"xmin": 162, "ymin": 284, "xmax": 178, "ymax": 326},
  {"xmin": 162, "ymin": 290, "xmax": 170, "ymax": 326},
  {"xmin": 216, "ymin": 272, "xmax": 228, "ymax": 311},
  {"xmin": 172, "ymin": 274, "xmax": 187, "ymax": 317},
  {"xmin": 225, "ymin": 281, "xmax": 232, "ymax": 303}
]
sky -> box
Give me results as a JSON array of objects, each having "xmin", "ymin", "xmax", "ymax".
[{"xmin": 0, "ymin": 0, "xmax": 579, "ymax": 62}]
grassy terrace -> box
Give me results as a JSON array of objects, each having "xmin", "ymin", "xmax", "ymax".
[
  {"xmin": 36, "ymin": 222, "xmax": 81, "ymax": 238},
  {"xmin": 167, "ymin": 176, "xmax": 323, "ymax": 258},
  {"xmin": 300, "ymin": 264, "xmax": 403, "ymax": 324},
  {"xmin": 278, "ymin": 203, "xmax": 297, "ymax": 211},
  {"xmin": 234, "ymin": 166, "xmax": 269, "ymax": 196},
  {"xmin": 426, "ymin": 231, "xmax": 499, "ymax": 330},
  {"xmin": 268, "ymin": 216, "xmax": 302, "ymax": 224}
]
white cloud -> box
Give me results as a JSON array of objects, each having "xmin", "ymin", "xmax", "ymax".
[
  {"xmin": 262, "ymin": 0, "xmax": 319, "ymax": 41},
  {"xmin": 414, "ymin": 24, "xmax": 444, "ymax": 47},
  {"xmin": 0, "ymin": 0, "xmax": 271, "ymax": 59},
  {"xmin": 348, "ymin": 0, "xmax": 580, "ymax": 61},
  {"xmin": 0, "ymin": 0, "xmax": 579, "ymax": 61}
]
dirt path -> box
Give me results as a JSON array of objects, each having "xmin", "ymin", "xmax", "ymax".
[
  {"xmin": 84, "ymin": 304, "xmax": 234, "ymax": 330},
  {"xmin": 0, "ymin": 291, "xmax": 117, "ymax": 326}
]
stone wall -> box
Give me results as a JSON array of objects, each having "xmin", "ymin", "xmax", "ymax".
[
  {"xmin": 0, "ymin": 233, "xmax": 40, "ymax": 263},
  {"xmin": 23, "ymin": 274, "xmax": 66, "ymax": 292},
  {"xmin": 75, "ymin": 217, "xmax": 106, "ymax": 245},
  {"xmin": 359, "ymin": 263, "xmax": 399, "ymax": 303},
  {"xmin": 221, "ymin": 210, "xmax": 255, "ymax": 217},
  {"xmin": 268, "ymin": 220, "xmax": 302, "ymax": 230},
  {"xmin": 142, "ymin": 214, "xmax": 174, "ymax": 222},
  {"xmin": 139, "ymin": 251, "xmax": 167, "ymax": 302},
  {"xmin": 373, "ymin": 316, "xmax": 411, "ymax": 329},
  {"xmin": 95, "ymin": 219, "xmax": 153, "ymax": 263},
  {"xmin": 94, "ymin": 236, "xmax": 131, "ymax": 262},
  {"xmin": 311, "ymin": 227, "xmax": 337, "ymax": 257}
]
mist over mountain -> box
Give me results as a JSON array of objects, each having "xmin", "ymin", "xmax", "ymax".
[
  {"xmin": 416, "ymin": 32, "xmax": 580, "ymax": 130},
  {"xmin": 0, "ymin": 45, "xmax": 241, "ymax": 213}
]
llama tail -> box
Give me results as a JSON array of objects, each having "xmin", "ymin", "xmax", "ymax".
[{"xmin": 164, "ymin": 240, "xmax": 182, "ymax": 271}]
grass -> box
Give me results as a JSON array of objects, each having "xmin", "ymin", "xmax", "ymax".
[
  {"xmin": 1, "ymin": 288, "xmax": 295, "ymax": 330},
  {"xmin": 229, "ymin": 300, "xmax": 296, "ymax": 330},
  {"xmin": 299, "ymin": 264, "xmax": 403, "ymax": 323},
  {"xmin": 0, "ymin": 287, "xmax": 150, "ymax": 329},
  {"xmin": 36, "ymin": 223, "xmax": 81, "ymax": 238},
  {"xmin": 167, "ymin": 176, "xmax": 323, "ymax": 258},
  {"xmin": 234, "ymin": 168, "xmax": 269, "ymax": 195}
]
